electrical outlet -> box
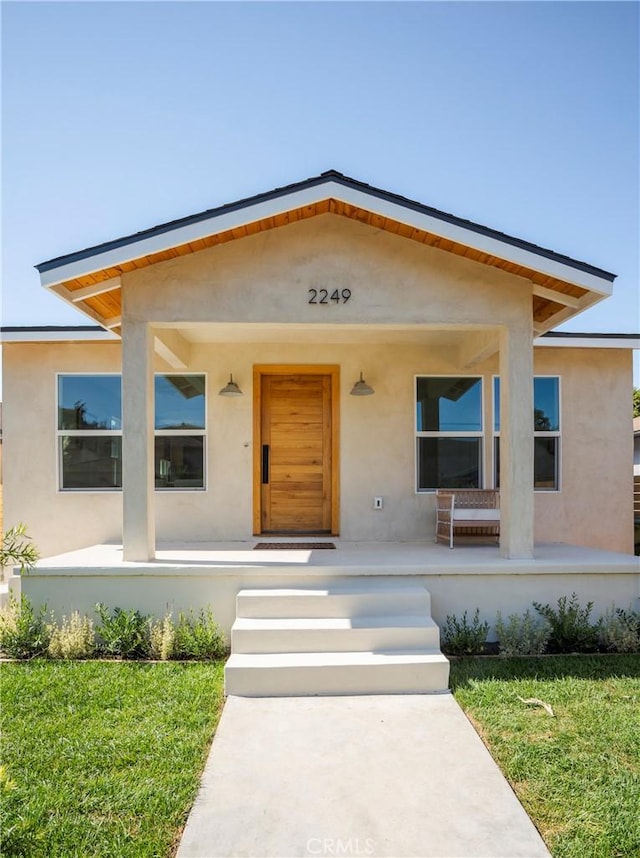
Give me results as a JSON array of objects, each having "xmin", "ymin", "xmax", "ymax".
[{"xmin": 374, "ymin": 497, "xmax": 383, "ymax": 510}]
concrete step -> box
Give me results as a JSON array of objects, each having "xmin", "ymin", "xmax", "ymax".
[
  {"xmin": 231, "ymin": 615, "xmax": 441, "ymax": 654},
  {"xmin": 225, "ymin": 650, "xmax": 450, "ymax": 697},
  {"xmin": 236, "ymin": 583, "xmax": 431, "ymax": 619},
  {"xmin": 227, "ymin": 583, "xmax": 448, "ymax": 697}
]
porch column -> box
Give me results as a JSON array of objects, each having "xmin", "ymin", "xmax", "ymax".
[
  {"xmin": 122, "ymin": 319, "xmax": 155, "ymax": 561},
  {"xmin": 499, "ymin": 323, "xmax": 534, "ymax": 559}
]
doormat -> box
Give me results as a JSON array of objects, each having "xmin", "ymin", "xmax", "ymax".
[{"xmin": 254, "ymin": 542, "xmax": 336, "ymax": 550}]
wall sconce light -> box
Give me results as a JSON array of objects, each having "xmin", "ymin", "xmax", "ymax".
[
  {"xmin": 218, "ymin": 374, "xmax": 243, "ymax": 396},
  {"xmin": 350, "ymin": 372, "xmax": 375, "ymax": 396}
]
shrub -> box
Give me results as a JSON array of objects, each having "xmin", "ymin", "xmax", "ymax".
[
  {"xmin": 47, "ymin": 611, "xmax": 95, "ymax": 659},
  {"xmin": 532, "ymin": 592, "xmax": 598, "ymax": 653},
  {"xmin": 0, "ymin": 595, "xmax": 50, "ymax": 659},
  {"xmin": 442, "ymin": 609, "xmax": 489, "ymax": 656},
  {"xmin": 598, "ymin": 605, "xmax": 640, "ymax": 653},
  {"xmin": 148, "ymin": 612, "xmax": 176, "ymax": 660},
  {"xmin": 495, "ymin": 609, "xmax": 550, "ymax": 657},
  {"xmin": 95, "ymin": 604, "xmax": 149, "ymax": 658},
  {"xmin": 1, "ymin": 524, "xmax": 39, "ymax": 576},
  {"xmin": 173, "ymin": 608, "xmax": 226, "ymax": 659}
]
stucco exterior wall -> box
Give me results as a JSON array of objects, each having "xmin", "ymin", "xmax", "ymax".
[
  {"xmin": 2, "ymin": 342, "xmax": 123, "ymax": 556},
  {"xmin": 532, "ymin": 348, "xmax": 634, "ymax": 553},
  {"xmin": 122, "ymin": 214, "xmax": 530, "ymax": 329},
  {"xmin": 2, "ymin": 337, "xmax": 635, "ymax": 558}
]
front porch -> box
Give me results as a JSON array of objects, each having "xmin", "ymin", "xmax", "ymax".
[{"xmin": 14, "ymin": 539, "xmax": 639, "ymax": 638}]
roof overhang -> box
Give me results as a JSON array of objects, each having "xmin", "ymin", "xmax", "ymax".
[
  {"xmin": 536, "ymin": 332, "xmax": 640, "ymax": 349},
  {"xmin": 3, "ymin": 325, "xmax": 638, "ymax": 351},
  {"xmin": 0, "ymin": 325, "xmax": 118, "ymax": 343},
  {"xmin": 35, "ymin": 171, "xmax": 616, "ymax": 337}
]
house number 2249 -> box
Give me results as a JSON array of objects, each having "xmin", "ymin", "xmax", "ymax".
[{"xmin": 308, "ymin": 288, "xmax": 352, "ymax": 305}]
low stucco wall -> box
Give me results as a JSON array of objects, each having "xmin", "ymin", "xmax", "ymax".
[{"xmin": 13, "ymin": 566, "xmax": 640, "ymax": 640}]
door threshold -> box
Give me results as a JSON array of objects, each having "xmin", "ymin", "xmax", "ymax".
[{"xmin": 257, "ymin": 532, "xmax": 334, "ymax": 538}]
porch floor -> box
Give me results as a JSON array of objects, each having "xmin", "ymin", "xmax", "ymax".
[{"xmin": 35, "ymin": 539, "xmax": 639, "ymax": 576}]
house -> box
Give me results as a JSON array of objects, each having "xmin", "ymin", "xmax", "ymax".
[
  {"xmin": 2, "ymin": 171, "xmax": 638, "ymax": 693},
  {"xmin": 0, "ymin": 402, "xmax": 3, "ymax": 533},
  {"xmin": 634, "ymin": 416, "xmax": 640, "ymax": 554}
]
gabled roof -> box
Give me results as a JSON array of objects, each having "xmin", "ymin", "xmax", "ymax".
[{"xmin": 36, "ymin": 170, "xmax": 616, "ymax": 336}]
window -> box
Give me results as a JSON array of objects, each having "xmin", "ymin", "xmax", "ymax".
[
  {"xmin": 57, "ymin": 373, "xmax": 206, "ymax": 491},
  {"xmin": 493, "ymin": 376, "xmax": 560, "ymax": 491},
  {"xmin": 154, "ymin": 374, "xmax": 206, "ymax": 490},
  {"xmin": 57, "ymin": 375, "xmax": 122, "ymax": 489},
  {"xmin": 416, "ymin": 377, "xmax": 483, "ymax": 491}
]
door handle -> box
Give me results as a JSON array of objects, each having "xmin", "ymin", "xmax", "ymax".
[{"xmin": 262, "ymin": 445, "xmax": 270, "ymax": 484}]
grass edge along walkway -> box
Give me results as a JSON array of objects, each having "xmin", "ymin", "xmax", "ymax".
[
  {"xmin": 450, "ymin": 654, "xmax": 640, "ymax": 858},
  {"xmin": 1, "ymin": 660, "xmax": 225, "ymax": 858}
]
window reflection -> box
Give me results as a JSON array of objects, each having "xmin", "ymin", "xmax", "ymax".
[
  {"xmin": 155, "ymin": 375, "xmax": 205, "ymax": 430},
  {"xmin": 58, "ymin": 375, "xmax": 121, "ymax": 430},
  {"xmin": 416, "ymin": 377, "xmax": 482, "ymax": 432}
]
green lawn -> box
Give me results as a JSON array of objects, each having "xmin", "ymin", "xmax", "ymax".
[
  {"xmin": 450, "ymin": 655, "xmax": 640, "ymax": 858},
  {"xmin": 1, "ymin": 661, "xmax": 225, "ymax": 857},
  {"xmin": 2, "ymin": 657, "xmax": 639, "ymax": 858}
]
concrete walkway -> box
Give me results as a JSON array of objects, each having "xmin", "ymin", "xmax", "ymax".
[{"xmin": 177, "ymin": 694, "xmax": 551, "ymax": 858}]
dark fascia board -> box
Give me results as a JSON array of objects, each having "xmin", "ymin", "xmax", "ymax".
[
  {"xmin": 4, "ymin": 325, "xmax": 636, "ymax": 341},
  {"xmin": 36, "ymin": 170, "xmax": 616, "ymax": 282},
  {"xmin": 1, "ymin": 325, "xmax": 104, "ymax": 332},
  {"xmin": 540, "ymin": 331, "xmax": 640, "ymax": 339}
]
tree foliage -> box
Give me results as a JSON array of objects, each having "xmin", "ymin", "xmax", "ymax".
[
  {"xmin": 634, "ymin": 387, "xmax": 640, "ymax": 418},
  {"xmin": 1, "ymin": 524, "xmax": 39, "ymax": 573}
]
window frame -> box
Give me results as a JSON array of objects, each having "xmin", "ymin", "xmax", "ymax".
[
  {"xmin": 154, "ymin": 373, "xmax": 207, "ymax": 492},
  {"xmin": 492, "ymin": 374, "xmax": 562, "ymax": 492},
  {"xmin": 414, "ymin": 374, "xmax": 485, "ymax": 493},
  {"xmin": 56, "ymin": 372, "xmax": 208, "ymax": 493},
  {"xmin": 56, "ymin": 372, "xmax": 123, "ymax": 493}
]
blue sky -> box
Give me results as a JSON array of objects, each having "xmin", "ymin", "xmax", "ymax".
[{"xmin": 2, "ymin": 2, "xmax": 638, "ymax": 376}]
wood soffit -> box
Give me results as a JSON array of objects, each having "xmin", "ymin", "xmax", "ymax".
[{"xmin": 58, "ymin": 199, "xmax": 590, "ymax": 329}]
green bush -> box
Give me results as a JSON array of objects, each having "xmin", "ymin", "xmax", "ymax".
[
  {"xmin": 442, "ymin": 609, "xmax": 489, "ymax": 656},
  {"xmin": 173, "ymin": 608, "xmax": 226, "ymax": 659},
  {"xmin": 47, "ymin": 611, "xmax": 95, "ymax": 659},
  {"xmin": 95, "ymin": 604, "xmax": 150, "ymax": 658},
  {"xmin": 0, "ymin": 600, "xmax": 226, "ymax": 661},
  {"xmin": 1, "ymin": 524, "xmax": 39, "ymax": 575},
  {"xmin": 532, "ymin": 592, "xmax": 598, "ymax": 653},
  {"xmin": 0, "ymin": 595, "xmax": 50, "ymax": 659},
  {"xmin": 495, "ymin": 609, "xmax": 550, "ymax": 657},
  {"xmin": 598, "ymin": 605, "xmax": 640, "ymax": 653}
]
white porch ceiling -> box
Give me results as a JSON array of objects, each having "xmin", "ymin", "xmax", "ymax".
[{"xmin": 164, "ymin": 323, "xmax": 496, "ymax": 347}]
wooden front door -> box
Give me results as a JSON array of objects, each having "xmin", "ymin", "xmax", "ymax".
[{"xmin": 254, "ymin": 367, "xmax": 339, "ymax": 534}]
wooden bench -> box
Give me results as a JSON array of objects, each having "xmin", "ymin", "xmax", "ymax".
[{"xmin": 435, "ymin": 489, "xmax": 500, "ymax": 549}]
